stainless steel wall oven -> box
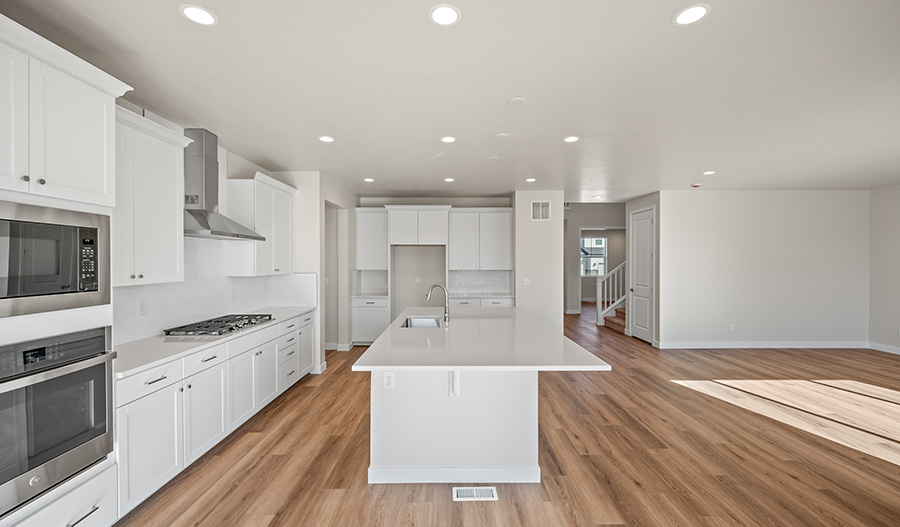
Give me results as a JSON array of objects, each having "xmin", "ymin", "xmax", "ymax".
[
  {"xmin": 0, "ymin": 327, "xmax": 115, "ymax": 518},
  {"xmin": 0, "ymin": 200, "xmax": 109, "ymax": 318}
]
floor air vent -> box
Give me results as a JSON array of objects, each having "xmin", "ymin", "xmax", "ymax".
[{"xmin": 452, "ymin": 486, "xmax": 498, "ymax": 501}]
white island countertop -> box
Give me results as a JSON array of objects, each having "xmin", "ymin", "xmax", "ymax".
[
  {"xmin": 352, "ymin": 307, "xmax": 611, "ymax": 372},
  {"xmin": 113, "ymin": 305, "xmax": 315, "ymax": 379}
]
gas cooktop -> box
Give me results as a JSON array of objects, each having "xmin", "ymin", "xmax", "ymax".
[{"xmin": 163, "ymin": 314, "xmax": 273, "ymax": 336}]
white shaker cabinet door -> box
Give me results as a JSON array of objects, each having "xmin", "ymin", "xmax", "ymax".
[
  {"xmin": 132, "ymin": 131, "xmax": 184, "ymax": 285},
  {"xmin": 183, "ymin": 361, "xmax": 229, "ymax": 466},
  {"xmin": 28, "ymin": 58, "xmax": 115, "ymax": 207},
  {"xmin": 352, "ymin": 306, "xmax": 389, "ymax": 342},
  {"xmin": 298, "ymin": 322, "xmax": 315, "ymax": 374},
  {"xmin": 112, "ymin": 125, "xmax": 136, "ymax": 287},
  {"xmin": 254, "ymin": 181, "xmax": 276, "ymax": 275},
  {"xmin": 356, "ymin": 209, "xmax": 389, "ymax": 270},
  {"xmin": 417, "ymin": 209, "xmax": 447, "ymax": 245},
  {"xmin": 116, "ymin": 381, "xmax": 184, "ymax": 515},
  {"xmin": 389, "ymin": 209, "xmax": 418, "ymax": 244},
  {"xmin": 228, "ymin": 349, "xmax": 257, "ymax": 431},
  {"xmin": 0, "ymin": 41, "xmax": 29, "ymax": 194},
  {"xmin": 273, "ymin": 188, "xmax": 292, "ymax": 274},
  {"xmin": 478, "ymin": 211, "xmax": 512, "ymax": 270},
  {"xmin": 448, "ymin": 212, "xmax": 479, "ymax": 270},
  {"xmin": 255, "ymin": 340, "xmax": 279, "ymax": 409}
]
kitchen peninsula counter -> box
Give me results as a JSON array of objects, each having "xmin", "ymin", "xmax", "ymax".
[{"xmin": 352, "ymin": 306, "xmax": 610, "ymax": 484}]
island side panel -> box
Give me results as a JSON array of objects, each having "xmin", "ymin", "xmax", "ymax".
[{"xmin": 368, "ymin": 370, "xmax": 539, "ymax": 483}]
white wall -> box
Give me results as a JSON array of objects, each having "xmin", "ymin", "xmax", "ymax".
[
  {"xmin": 869, "ymin": 184, "xmax": 900, "ymax": 354},
  {"xmin": 580, "ymin": 229, "xmax": 626, "ymax": 302},
  {"xmin": 514, "ymin": 191, "xmax": 565, "ymax": 332},
  {"xmin": 323, "ymin": 205, "xmax": 338, "ymax": 348},
  {"xmin": 658, "ymin": 190, "xmax": 870, "ymax": 348}
]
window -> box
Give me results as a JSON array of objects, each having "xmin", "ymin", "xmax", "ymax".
[{"xmin": 581, "ymin": 237, "xmax": 606, "ymax": 276}]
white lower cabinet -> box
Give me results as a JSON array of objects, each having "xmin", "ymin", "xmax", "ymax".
[
  {"xmin": 297, "ymin": 322, "xmax": 314, "ymax": 375},
  {"xmin": 450, "ymin": 297, "xmax": 515, "ymax": 307},
  {"xmin": 184, "ymin": 361, "xmax": 229, "ymax": 466},
  {"xmin": 228, "ymin": 348, "xmax": 257, "ymax": 430},
  {"xmin": 278, "ymin": 353, "xmax": 301, "ymax": 392},
  {"xmin": 116, "ymin": 380, "xmax": 184, "ymax": 515},
  {"xmin": 255, "ymin": 341, "xmax": 279, "ymax": 409},
  {"xmin": 15, "ymin": 465, "xmax": 118, "ymax": 527},
  {"xmin": 352, "ymin": 298, "xmax": 389, "ymax": 343}
]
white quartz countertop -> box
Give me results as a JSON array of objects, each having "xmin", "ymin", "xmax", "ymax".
[
  {"xmin": 113, "ymin": 306, "xmax": 315, "ymax": 379},
  {"xmin": 352, "ymin": 307, "xmax": 611, "ymax": 372}
]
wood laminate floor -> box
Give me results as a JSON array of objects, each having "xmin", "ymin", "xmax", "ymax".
[{"xmin": 115, "ymin": 304, "xmax": 900, "ymax": 526}]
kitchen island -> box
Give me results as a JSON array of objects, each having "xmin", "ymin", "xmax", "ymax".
[{"xmin": 352, "ymin": 306, "xmax": 611, "ymax": 484}]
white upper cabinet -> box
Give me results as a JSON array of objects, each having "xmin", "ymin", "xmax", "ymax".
[
  {"xmin": 356, "ymin": 208, "xmax": 388, "ymax": 270},
  {"xmin": 448, "ymin": 208, "xmax": 512, "ymax": 270},
  {"xmin": 0, "ymin": 16, "xmax": 131, "ymax": 207},
  {"xmin": 386, "ymin": 205, "xmax": 450, "ymax": 245},
  {"xmin": 228, "ymin": 172, "xmax": 296, "ymax": 276},
  {"xmin": 113, "ymin": 107, "xmax": 192, "ymax": 287}
]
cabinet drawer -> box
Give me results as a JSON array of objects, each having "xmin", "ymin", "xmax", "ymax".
[
  {"xmin": 277, "ymin": 316, "xmax": 301, "ymax": 334},
  {"xmin": 116, "ymin": 360, "xmax": 183, "ymax": 407},
  {"xmin": 277, "ymin": 330, "xmax": 299, "ymax": 352},
  {"xmin": 183, "ymin": 343, "xmax": 226, "ymax": 378},
  {"xmin": 278, "ymin": 354, "xmax": 301, "ymax": 393},
  {"xmin": 226, "ymin": 324, "xmax": 279, "ymax": 358},
  {"xmin": 481, "ymin": 298, "xmax": 514, "ymax": 307},
  {"xmin": 278, "ymin": 342, "xmax": 299, "ymax": 365},
  {"xmin": 449, "ymin": 298, "xmax": 478, "ymax": 307},
  {"xmin": 15, "ymin": 464, "xmax": 117, "ymax": 527},
  {"xmin": 352, "ymin": 297, "xmax": 388, "ymax": 308}
]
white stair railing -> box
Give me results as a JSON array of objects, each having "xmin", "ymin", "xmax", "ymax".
[{"xmin": 596, "ymin": 261, "xmax": 626, "ymax": 326}]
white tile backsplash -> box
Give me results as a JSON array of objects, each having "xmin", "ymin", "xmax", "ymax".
[
  {"xmin": 448, "ymin": 270, "xmax": 514, "ymax": 295},
  {"xmin": 113, "ymin": 237, "xmax": 316, "ymax": 346}
]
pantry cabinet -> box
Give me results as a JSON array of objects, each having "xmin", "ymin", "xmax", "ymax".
[
  {"xmin": 113, "ymin": 107, "xmax": 192, "ymax": 287},
  {"xmin": 228, "ymin": 172, "xmax": 296, "ymax": 276},
  {"xmin": 0, "ymin": 18, "xmax": 131, "ymax": 207}
]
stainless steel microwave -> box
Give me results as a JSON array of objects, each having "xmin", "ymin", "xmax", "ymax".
[{"xmin": 0, "ymin": 201, "xmax": 109, "ymax": 317}]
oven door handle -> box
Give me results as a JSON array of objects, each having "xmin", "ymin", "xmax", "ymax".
[{"xmin": 0, "ymin": 352, "xmax": 117, "ymax": 394}]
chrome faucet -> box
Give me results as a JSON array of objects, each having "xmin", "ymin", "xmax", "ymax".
[{"xmin": 425, "ymin": 283, "xmax": 450, "ymax": 323}]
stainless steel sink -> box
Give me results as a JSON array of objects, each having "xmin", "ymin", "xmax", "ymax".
[{"xmin": 400, "ymin": 316, "xmax": 441, "ymax": 328}]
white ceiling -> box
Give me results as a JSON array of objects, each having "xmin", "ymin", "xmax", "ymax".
[{"xmin": 2, "ymin": 0, "xmax": 899, "ymax": 202}]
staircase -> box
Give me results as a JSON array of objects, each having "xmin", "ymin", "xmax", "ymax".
[
  {"xmin": 596, "ymin": 261, "xmax": 627, "ymax": 332},
  {"xmin": 603, "ymin": 308, "xmax": 626, "ymax": 334}
]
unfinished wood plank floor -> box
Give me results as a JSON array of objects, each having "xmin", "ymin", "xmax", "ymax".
[{"xmin": 114, "ymin": 303, "xmax": 900, "ymax": 527}]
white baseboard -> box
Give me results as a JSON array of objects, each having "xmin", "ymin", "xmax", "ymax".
[
  {"xmin": 581, "ymin": 297, "xmax": 597, "ymax": 302},
  {"xmin": 367, "ymin": 466, "xmax": 540, "ymax": 484},
  {"xmin": 324, "ymin": 342, "xmax": 337, "ymax": 351},
  {"xmin": 657, "ymin": 340, "xmax": 871, "ymax": 350},
  {"xmin": 337, "ymin": 343, "xmax": 352, "ymax": 352},
  {"xmin": 564, "ymin": 309, "xmax": 581, "ymax": 315},
  {"xmin": 353, "ymin": 340, "xmax": 374, "ymax": 346},
  {"xmin": 311, "ymin": 361, "xmax": 327, "ymax": 374},
  {"xmin": 869, "ymin": 342, "xmax": 900, "ymax": 356}
]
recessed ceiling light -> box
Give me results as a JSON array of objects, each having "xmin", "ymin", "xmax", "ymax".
[
  {"xmin": 564, "ymin": 136, "xmax": 579, "ymax": 142},
  {"xmin": 526, "ymin": 178, "xmax": 536, "ymax": 182},
  {"xmin": 508, "ymin": 97, "xmax": 527, "ymax": 106},
  {"xmin": 364, "ymin": 178, "xmax": 374, "ymax": 182},
  {"xmin": 445, "ymin": 178, "xmax": 454, "ymax": 182},
  {"xmin": 496, "ymin": 133, "xmax": 510, "ymax": 139},
  {"xmin": 703, "ymin": 170, "xmax": 716, "ymax": 175},
  {"xmin": 692, "ymin": 183, "xmax": 702, "ymax": 188},
  {"xmin": 488, "ymin": 156, "xmax": 500, "ymax": 161},
  {"xmin": 319, "ymin": 136, "xmax": 334, "ymax": 142},
  {"xmin": 673, "ymin": 4, "xmax": 710, "ymax": 25},
  {"xmin": 441, "ymin": 136, "xmax": 456, "ymax": 143},
  {"xmin": 430, "ymin": 5, "xmax": 461, "ymax": 26},
  {"xmin": 180, "ymin": 4, "xmax": 218, "ymax": 25}
]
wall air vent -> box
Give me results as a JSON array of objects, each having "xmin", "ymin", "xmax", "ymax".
[
  {"xmin": 531, "ymin": 201, "xmax": 550, "ymax": 221},
  {"xmin": 452, "ymin": 486, "xmax": 498, "ymax": 501}
]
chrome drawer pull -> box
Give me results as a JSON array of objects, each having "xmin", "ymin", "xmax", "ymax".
[
  {"xmin": 287, "ymin": 324, "xmax": 295, "ymax": 329},
  {"xmin": 67, "ymin": 505, "xmax": 100, "ymax": 527},
  {"xmin": 288, "ymin": 370, "xmax": 296, "ymax": 376},
  {"xmin": 286, "ymin": 338, "xmax": 295, "ymax": 343},
  {"xmin": 304, "ymin": 317, "xmax": 311, "ymax": 322},
  {"xmin": 145, "ymin": 375, "xmax": 167, "ymax": 385},
  {"xmin": 201, "ymin": 355, "xmax": 218, "ymax": 363},
  {"xmin": 287, "ymin": 351, "xmax": 295, "ymax": 357},
  {"xmin": 366, "ymin": 301, "xmax": 375, "ymax": 304}
]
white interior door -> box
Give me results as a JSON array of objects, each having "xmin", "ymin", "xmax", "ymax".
[{"xmin": 629, "ymin": 208, "xmax": 654, "ymax": 343}]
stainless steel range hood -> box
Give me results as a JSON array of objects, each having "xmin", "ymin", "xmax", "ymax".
[{"xmin": 183, "ymin": 129, "xmax": 265, "ymax": 241}]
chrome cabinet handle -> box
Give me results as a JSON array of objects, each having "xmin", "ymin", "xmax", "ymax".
[
  {"xmin": 288, "ymin": 370, "xmax": 296, "ymax": 376},
  {"xmin": 366, "ymin": 301, "xmax": 375, "ymax": 304},
  {"xmin": 287, "ymin": 351, "xmax": 295, "ymax": 357},
  {"xmin": 21, "ymin": 175, "xmax": 30, "ymax": 182},
  {"xmin": 129, "ymin": 274, "xmax": 136, "ymax": 279},
  {"xmin": 287, "ymin": 324, "xmax": 295, "ymax": 329},
  {"xmin": 274, "ymin": 268, "xmax": 280, "ymax": 272},
  {"xmin": 138, "ymin": 274, "xmax": 144, "ymax": 279},
  {"xmin": 201, "ymin": 355, "xmax": 218, "ymax": 363},
  {"xmin": 145, "ymin": 375, "xmax": 167, "ymax": 385},
  {"xmin": 187, "ymin": 384, "xmax": 192, "ymax": 389},
  {"xmin": 304, "ymin": 317, "xmax": 311, "ymax": 322},
  {"xmin": 286, "ymin": 338, "xmax": 295, "ymax": 343},
  {"xmin": 38, "ymin": 178, "xmax": 46, "ymax": 185},
  {"xmin": 66, "ymin": 505, "xmax": 100, "ymax": 527}
]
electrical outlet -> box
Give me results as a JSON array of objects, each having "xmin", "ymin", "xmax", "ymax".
[
  {"xmin": 416, "ymin": 277, "xmax": 420, "ymax": 284},
  {"xmin": 324, "ymin": 278, "xmax": 329, "ymax": 286},
  {"xmin": 383, "ymin": 371, "xmax": 395, "ymax": 389},
  {"xmin": 730, "ymin": 324, "xmax": 735, "ymax": 332},
  {"xmin": 523, "ymin": 278, "xmax": 531, "ymax": 286},
  {"xmin": 138, "ymin": 300, "xmax": 146, "ymax": 316}
]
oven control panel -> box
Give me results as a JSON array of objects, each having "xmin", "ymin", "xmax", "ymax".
[
  {"xmin": 0, "ymin": 328, "xmax": 107, "ymax": 382},
  {"xmin": 78, "ymin": 227, "xmax": 99, "ymax": 292}
]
